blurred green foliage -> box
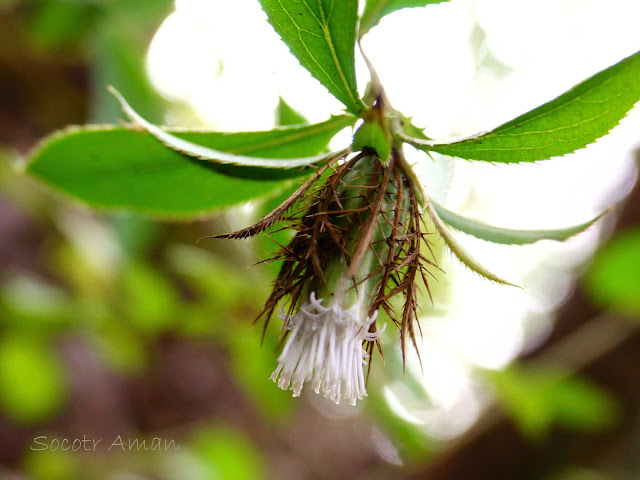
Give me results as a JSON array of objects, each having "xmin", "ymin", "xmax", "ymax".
[
  {"xmin": 584, "ymin": 228, "xmax": 640, "ymax": 318},
  {"xmin": 189, "ymin": 427, "xmax": 266, "ymax": 480},
  {"xmin": 23, "ymin": 448, "xmax": 78, "ymax": 480},
  {"xmin": 486, "ymin": 225, "xmax": 640, "ymax": 441},
  {"xmin": 1, "ymin": 148, "xmax": 280, "ymax": 476},
  {"xmin": 0, "ymin": 4, "xmax": 277, "ymax": 477},
  {"xmin": 0, "ymin": 333, "xmax": 67, "ymax": 423},
  {"xmin": 25, "ymin": 0, "xmax": 173, "ymax": 124},
  {"xmin": 488, "ymin": 365, "xmax": 618, "ymax": 439}
]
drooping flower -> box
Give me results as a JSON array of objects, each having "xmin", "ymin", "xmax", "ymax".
[{"xmin": 212, "ymin": 149, "xmax": 437, "ymax": 405}]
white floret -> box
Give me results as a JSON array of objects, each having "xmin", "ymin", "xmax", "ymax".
[{"xmin": 270, "ymin": 292, "xmax": 385, "ymax": 406}]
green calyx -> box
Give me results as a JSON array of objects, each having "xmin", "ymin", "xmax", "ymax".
[{"xmin": 352, "ymin": 101, "xmax": 392, "ymax": 162}]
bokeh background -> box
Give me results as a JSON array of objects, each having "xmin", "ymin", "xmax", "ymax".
[{"xmin": 1, "ymin": 0, "xmax": 640, "ymax": 479}]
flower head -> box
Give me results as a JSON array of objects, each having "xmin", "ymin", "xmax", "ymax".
[
  {"xmin": 271, "ymin": 291, "xmax": 385, "ymax": 405},
  {"xmin": 212, "ymin": 150, "xmax": 437, "ymax": 405}
]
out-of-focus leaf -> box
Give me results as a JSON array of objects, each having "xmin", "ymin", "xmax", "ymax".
[
  {"xmin": 190, "ymin": 427, "xmax": 266, "ymax": 480},
  {"xmin": 550, "ymin": 375, "xmax": 618, "ymax": 431},
  {"xmin": 489, "ymin": 366, "xmax": 618, "ymax": 439},
  {"xmin": 0, "ymin": 0, "xmax": 17, "ymax": 10},
  {"xmin": 0, "ymin": 335, "xmax": 67, "ymax": 424},
  {"xmin": 121, "ymin": 261, "xmax": 178, "ymax": 335},
  {"xmin": 93, "ymin": 325, "xmax": 148, "ymax": 374},
  {"xmin": 29, "ymin": 1, "xmax": 98, "ymax": 50},
  {"xmin": 91, "ymin": 29, "xmax": 167, "ymax": 124},
  {"xmin": 113, "ymin": 214, "xmax": 162, "ymax": 257},
  {"xmin": 167, "ymin": 245, "xmax": 288, "ymax": 414},
  {"xmin": 367, "ymin": 344, "xmax": 434, "ymax": 459},
  {"xmin": 52, "ymin": 243, "xmax": 112, "ymax": 300},
  {"xmin": 228, "ymin": 330, "xmax": 292, "ymax": 418},
  {"xmin": 0, "ymin": 274, "xmax": 72, "ymax": 331},
  {"xmin": 584, "ymin": 228, "xmax": 640, "ymax": 317},
  {"xmin": 26, "ymin": 114, "xmax": 353, "ymax": 217},
  {"xmin": 405, "ymin": 50, "xmax": 640, "ymax": 163},
  {"xmin": 258, "ymin": 0, "xmax": 364, "ymax": 114},
  {"xmin": 166, "ymin": 244, "xmax": 259, "ymax": 306},
  {"xmin": 23, "ymin": 449, "xmax": 79, "ymax": 480},
  {"xmin": 360, "ymin": 0, "xmax": 450, "ymax": 36},
  {"xmin": 432, "ymin": 200, "xmax": 606, "ymax": 245},
  {"xmin": 107, "ymin": 0, "xmax": 173, "ymax": 21},
  {"xmin": 275, "ymin": 97, "xmax": 307, "ymax": 126}
]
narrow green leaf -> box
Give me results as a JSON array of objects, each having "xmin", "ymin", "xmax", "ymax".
[
  {"xmin": 276, "ymin": 97, "xmax": 307, "ymax": 126},
  {"xmin": 26, "ymin": 117, "xmax": 352, "ymax": 218},
  {"xmin": 432, "ymin": 201, "xmax": 607, "ymax": 245},
  {"xmin": 360, "ymin": 0, "xmax": 450, "ymax": 37},
  {"xmin": 111, "ymin": 87, "xmax": 351, "ymax": 168},
  {"xmin": 258, "ymin": 0, "xmax": 364, "ymax": 114},
  {"xmin": 405, "ymin": 50, "xmax": 640, "ymax": 163},
  {"xmin": 427, "ymin": 202, "xmax": 517, "ymax": 287}
]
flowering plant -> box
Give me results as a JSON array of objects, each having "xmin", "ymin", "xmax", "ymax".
[{"xmin": 24, "ymin": 0, "xmax": 640, "ymax": 405}]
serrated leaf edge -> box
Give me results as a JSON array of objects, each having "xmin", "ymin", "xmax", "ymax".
[
  {"xmin": 401, "ymin": 51, "xmax": 640, "ymax": 164},
  {"xmin": 259, "ymin": 0, "xmax": 365, "ymax": 114},
  {"xmin": 359, "ymin": 0, "xmax": 451, "ymax": 38},
  {"xmin": 25, "ymin": 161, "xmax": 310, "ymax": 221},
  {"xmin": 110, "ymin": 87, "xmax": 350, "ymax": 169}
]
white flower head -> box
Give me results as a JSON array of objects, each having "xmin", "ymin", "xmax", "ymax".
[
  {"xmin": 213, "ymin": 153, "xmax": 435, "ymax": 407},
  {"xmin": 271, "ymin": 292, "xmax": 385, "ymax": 406}
]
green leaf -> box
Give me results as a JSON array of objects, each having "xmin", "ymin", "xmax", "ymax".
[
  {"xmin": 0, "ymin": 335, "xmax": 67, "ymax": 424},
  {"xmin": 258, "ymin": 0, "xmax": 364, "ymax": 114},
  {"xmin": 91, "ymin": 22, "xmax": 168, "ymax": 124},
  {"xmin": 121, "ymin": 261, "xmax": 178, "ymax": 335},
  {"xmin": 190, "ymin": 427, "xmax": 266, "ymax": 480},
  {"xmin": 404, "ymin": 50, "xmax": 640, "ymax": 163},
  {"xmin": 94, "ymin": 325, "xmax": 148, "ymax": 374},
  {"xmin": 111, "ymin": 87, "xmax": 351, "ymax": 169},
  {"xmin": 489, "ymin": 366, "xmax": 617, "ymax": 439},
  {"xmin": 426, "ymin": 202, "xmax": 517, "ymax": 287},
  {"xmin": 28, "ymin": 1, "xmax": 99, "ymax": 50},
  {"xmin": 275, "ymin": 97, "xmax": 307, "ymax": 126},
  {"xmin": 360, "ymin": 0, "xmax": 450, "ymax": 37},
  {"xmin": 0, "ymin": 274, "xmax": 73, "ymax": 332},
  {"xmin": 24, "ymin": 448, "xmax": 80, "ymax": 480},
  {"xmin": 26, "ymin": 117, "xmax": 353, "ymax": 218},
  {"xmin": 432, "ymin": 201, "xmax": 606, "ymax": 245},
  {"xmin": 584, "ymin": 228, "xmax": 640, "ymax": 317}
]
